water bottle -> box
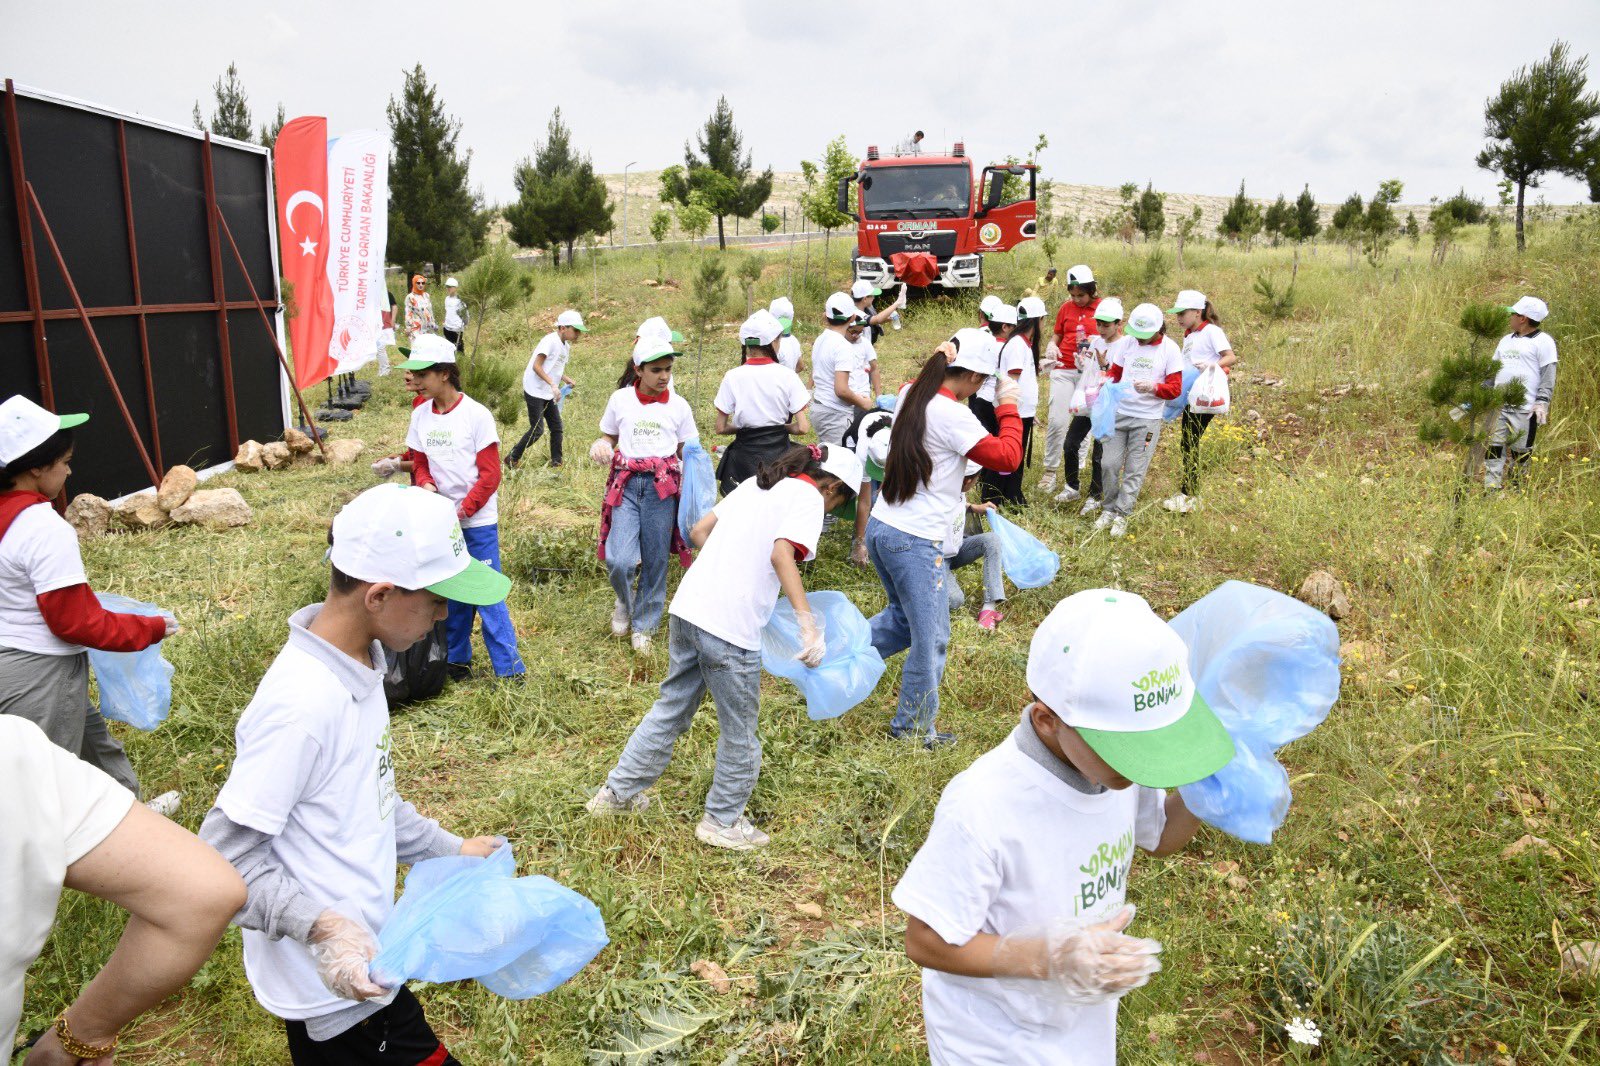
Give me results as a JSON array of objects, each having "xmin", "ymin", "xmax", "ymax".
[
  {"xmin": 890, "ymin": 309, "xmax": 903, "ymax": 331},
  {"xmin": 1073, "ymin": 325, "xmax": 1087, "ymax": 370}
]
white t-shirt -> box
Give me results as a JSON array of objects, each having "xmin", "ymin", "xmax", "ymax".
[
  {"xmin": 715, "ymin": 361, "xmax": 812, "ymax": 429},
  {"xmin": 975, "ymin": 332, "xmax": 1005, "ymax": 403},
  {"xmin": 1180, "ymin": 322, "xmax": 1232, "ymax": 369},
  {"xmin": 873, "ymin": 393, "xmax": 989, "ymax": 542},
  {"xmin": 893, "ymin": 728, "xmax": 1167, "ymax": 1066},
  {"xmin": 811, "ymin": 330, "xmax": 866, "ymax": 412},
  {"xmin": 1491, "ymin": 331, "xmax": 1558, "ymax": 411},
  {"xmin": 776, "ymin": 334, "xmax": 803, "ymax": 372},
  {"xmin": 216, "ymin": 605, "xmax": 398, "ymax": 1022},
  {"xmin": 0, "ymin": 503, "xmax": 90, "ymax": 656},
  {"xmin": 999, "ymin": 336, "xmax": 1040, "ymax": 419},
  {"xmin": 600, "ymin": 387, "xmax": 698, "ymax": 458},
  {"xmin": 669, "ymin": 477, "xmax": 823, "ymax": 650},
  {"xmin": 405, "ymin": 393, "xmax": 500, "ymax": 528},
  {"xmin": 0, "ymin": 715, "xmax": 133, "ymax": 1053},
  {"xmin": 852, "ymin": 332, "xmax": 878, "ymax": 394},
  {"xmin": 523, "ymin": 331, "xmax": 572, "ymax": 399},
  {"xmin": 1110, "ymin": 336, "xmax": 1183, "ymax": 422},
  {"xmin": 942, "ymin": 498, "xmax": 968, "ymax": 556},
  {"xmin": 443, "ymin": 294, "xmax": 465, "ymax": 331}
]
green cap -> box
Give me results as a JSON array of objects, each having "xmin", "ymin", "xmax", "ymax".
[{"xmin": 426, "ymin": 559, "xmax": 512, "ymax": 606}]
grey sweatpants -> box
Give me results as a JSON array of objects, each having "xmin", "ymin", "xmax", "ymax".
[
  {"xmin": 811, "ymin": 404, "xmax": 856, "ymax": 447},
  {"xmin": 1100, "ymin": 416, "xmax": 1163, "ymax": 517},
  {"xmin": 0, "ymin": 646, "xmax": 139, "ymax": 795},
  {"xmin": 1484, "ymin": 406, "xmax": 1533, "ymax": 488}
]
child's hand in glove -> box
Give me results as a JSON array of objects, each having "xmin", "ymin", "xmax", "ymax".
[
  {"xmin": 793, "ymin": 609, "xmax": 826, "ymax": 668},
  {"xmin": 994, "ymin": 904, "xmax": 1163, "ymax": 1005},
  {"xmin": 589, "ymin": 439, "xmax": 615, "ymax": 466},
  {"xmin": 995, "ymin": 377, "xmax": 1022, "ymax": 408},
  {"xmin": 307, "ymin": 910, "xmax": 390, "ymax": 1001}
]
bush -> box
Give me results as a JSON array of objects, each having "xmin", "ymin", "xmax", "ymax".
[
  {"xmin": 461, "ymin": 350, "xmax": 524, "ymax": 426},
  {"xmin": 1253, "ymin": 271, "xmax": 1298, "ymax": 321}
]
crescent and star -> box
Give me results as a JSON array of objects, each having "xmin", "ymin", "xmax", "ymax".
[{"xmin": 285, "ymin": 189, "xmax": 324, "ymax": 257}]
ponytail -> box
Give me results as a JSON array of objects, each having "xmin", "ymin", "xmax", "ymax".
[
  {"xmin": 617, "ymin": 356, "xmax": 639, "ymax": 389},
  {"xmin": 882, "ymin": 352, "xmax": 958, "ymax": 506},
  {"xmin": 1020, "ymin": 317, "xmax": 1043, "ymax": 372},
  {"xmin": 1202, "ymin": 301, "xmax": 1221, "ymax": 326},
  {"xmin": 755, "ymin": 443, "xmax": 858, "ymax": 501}
]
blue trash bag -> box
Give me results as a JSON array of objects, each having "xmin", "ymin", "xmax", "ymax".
[
  {"xmin": 875, "ymin": 393, "xmax": 898, "ymax": 412},
  {"xmin": 984, "ymin": 509, "xmax": 1059, "ymax": 590},
  {"xmin": 87, "ymin": 594, "xmax": 175, "ymax": 731},
  {"xmin": 761, "ymin": 591, "xmax": 886, "ymax": 720},
  {"xmin": 1089, "ymin": 382, "xmax": 1129, "ymax": 440},
  {"xmin": 1170, "ymin": 581, "xmax": 1341, "ymax": 844},
  {"xmin": 370, "ymin": 845, "xmax": 608, "ymax": 1000},
  {"xmin": 1163, "ymin": 365, "xmax": 1202, "ymax": 422},
  {"xmin": 678, "ymin": 439, "xmax": 716, "ymax": 539}
]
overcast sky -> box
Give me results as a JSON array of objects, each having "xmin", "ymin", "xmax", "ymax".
[{"xmin": 9, "ymin": 1, "xmax": 1599, "ymax": 207}]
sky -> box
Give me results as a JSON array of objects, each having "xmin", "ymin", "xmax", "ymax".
[{"xmin": 7, "ymin": 0, "xmax": 1599, "ymax": 208}]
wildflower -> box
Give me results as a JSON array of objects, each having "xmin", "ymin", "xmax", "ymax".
[{"xmin": 1286, "ymin": 1017, "xmax": 1322, "ymax": 1047}]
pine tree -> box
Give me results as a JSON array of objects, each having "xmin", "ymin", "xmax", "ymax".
[
  {"xmin": 800, "ymin": 135, "xmax": 856, "ymax": 263},
  {"xmin": 454, "ymin": 243, "xmax": 534, "ymax": 369},
  {"xmin": 1330, "ymin": 193, "xmax": 1365, "ymax": 244},
  {"xmin": 1263, "ymin": 194, "xmax": 1292, "ymax": 244},
  {"xmin": 386, "ymin": 65, "xmax": 485, "ymax": 273},
  {"xmin": 1134, "ymin": 182, "xmax": 1166, "ymax": 241},
  {"xmin": 258, "ymin": 103, "xmax": 286, "ymax": 149},
  {"xmin": 649, "ymin": 209, "xmax": 672, "ymax": 279},
  {"xmin": 1292, "ymin": 185, "xmax": 1321, "ymax": 242},
  {"xmin": 1175, "ymin": 205, "xmax": 1203, "ymax": 269},
  {"xmin": 1362, "ymin": 178, "xmax": 1404, "ymax": 261},
  {"xmin": 1420, "ymin": 303, "xmax": 1525, "ymax": 520},
  {"xmin": 193, "ymin": 62, "xmax": 253, "ymax": 140},
  {"xmin": 504, "ymin": 108, "xmax": 614, "ymax": 267},
  {"xmin": 661, "ymin": 97, "xmax": 773, "ymax": 250},
  {"xmin": 1217, "ymin": 181, "xmax": 1263, "ymax": 248},
  {"xmin": 1478, "ymin": 40, "xmax": 1600, "ymax": 252}
]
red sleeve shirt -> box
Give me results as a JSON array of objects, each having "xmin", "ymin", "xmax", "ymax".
[
  {"xmin": 456, "ymin": 444, "xmax": 502, "ymax": 522},
  {"xmin": 37, "ymin": 583, "xmax": 167, "ymax": 652},
  {"xmin": 965, "ymin": 403, "xmax": 1025, "ymax": 472}
]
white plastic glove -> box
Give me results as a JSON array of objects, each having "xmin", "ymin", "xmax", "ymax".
[
  {"xmin": 589, "ymin": 438, "xmax": 615, "ymax": 466},
  {"xmin": 850, "ymin": 536, "xmax": 870, "ymax": 569},
  {"xmin": 307, "ymin": 909, "xmax": 390, "ymax": 1001},
  {"xmin": 794, "ymin": 609, "xmax": 826, "ymax": 668},
  {"xmin": 1532, "ymin": 401, "xmax": 1549, "ymax": 425},
  {"xmin": 1044, "ymin": 341, "xmax": 1062, "ymax": 371},
  {"xmin": 994, "ymin": 904, "xmax": 1163, "ymax": 1005},
  {"xmin": 995, "ymin": 376, "xmax": 1023, "ymax": 409},
  {"xmin": 371, "ymin": 457, "xmax": 399, "ymax": 478},
  {"xmin": 158, "ymin": 609, "xmax": 180, "ymax": 638}
]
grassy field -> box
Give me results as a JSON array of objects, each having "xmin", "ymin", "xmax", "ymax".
[{"xmin": 16, "ymin": 216, "xmax": 1600, "ymax": 1064}]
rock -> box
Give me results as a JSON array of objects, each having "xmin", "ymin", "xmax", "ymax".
[
  {"xmin": 1212, "ymin": 860, "xmax": 1240, "ymax": 876},
  {"xmin": 156, "ymin": 465, "xmax": 198, "ymax": 510},
  {"xmin": 1244, "ymin": 409, "xmax": 1262, "ymax": 423},
  {"xmin": 1297, "ymin": 570, "xmax": 1351, "ymax": 620},
  {"xmin": 63, "ymin": 494, "xmax": 113, "ymax": 539},
  {"xmin": 1226, "ymin": 874, "xmax": 1249, "ymax": 892},
  {"xmin": 1560, "ymin": 942, "xmax": 1600, "ymax": 986},
  {"xmin": 284, "ymin": 427, "xmax": 316, "ymax": 455},
  {"xmin": 794, "ymin": 901, "xmax": 823, "ymax": 920},
  {"xmin": 170, "ymin": 488, "xmax": 252, "ymax": 529},
  {"xmin": 689, "ymin": 959, "xmax": 732, "ymax": 995},
  {"xmin": 234, "ymin": 440, "xmax": 266, "ymax": 471},
  {"xmin": 261, "ymin": 442, "xmax": 293, "ymax": 470},
  {"xmin": 114, "ymin": 494, "xmax": 170, "ymax": 531},
  {"xmin": 323, "ymin": 438, "xmax": 365, "ymax": 465},
  {"xmin": 1500, "ymin": 834, "xmax": 1558, "ymax": 861}
]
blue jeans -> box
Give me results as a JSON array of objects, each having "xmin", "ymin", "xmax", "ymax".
[
  {"xmin": 605, "ymin": 617, "xmax": 764, "ymax": 824},
  {"xmin": 446, "ymin": 524, "xmax": 525, "ymax": 677},
  {"xmin": 865, "ymin": 516, "xmax": 950, "ymax": 738},
  {"xmin": 605, "ymin": 474, "xmax": 678, "ymax": 635},
  {"xmin": 948, "ymin": 530, "xmax": 1005, "ymax": 607}
]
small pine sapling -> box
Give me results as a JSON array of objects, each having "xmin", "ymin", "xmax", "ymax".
[
  {"xmin": 686, "ymin": 257, "xmax": 729, "ymax": 405},
  {"xmin": 737, "ymin": 254, "xmax": 764, "ymax": 315},
  {"xmin": 1420, "ymin": 303, "xmax": 1524, "ymax": 513}
]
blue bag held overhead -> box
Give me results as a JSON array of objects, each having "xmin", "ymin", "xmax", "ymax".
[
  {"xmin": 1163, "ymin": 365, "xmax": 1202, "ymax": 422},
  {"xmin": 1089, "ymin": 382, "xmax": 1129, "ymax": 440},
  {"xmin": 678, "ymin": 439, "xmax": 717, "ymax": 540},
  {"xmin": 761, "ymin": 591, "xmax": 885, "ymax": 720},
  {"xmin": 1169, "ymin": 581, "xmax": 1341, "ymax": 844},
  {"xmin": 370, "ymin": 845, "xmax": 608, "ymax": 1000},
  {"xmin": 985, "ymin": 509, "xmax": 1060, "ymax": 590},
  {"xmin": 88, "ymin": 594, "xmax": 175, "ymax": 731}
]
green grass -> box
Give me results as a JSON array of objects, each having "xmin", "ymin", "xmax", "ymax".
[{"xmin": 16, "ymin": 215, "xmax": 1600, "ymax": 1064}]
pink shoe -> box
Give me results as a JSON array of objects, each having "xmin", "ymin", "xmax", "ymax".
[{"xmin": 977, "ymin": 609, "xmax": 1005, "ymax": 631}]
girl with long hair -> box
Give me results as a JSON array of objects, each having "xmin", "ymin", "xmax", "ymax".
[{"xmin": 1163, "ymin": 290, "xmax": 1237, "ymax": 513}]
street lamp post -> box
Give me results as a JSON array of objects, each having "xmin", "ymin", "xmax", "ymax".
[{"xmin": 621, "ymin": 161, "xmax": 637, "ymax": 248}]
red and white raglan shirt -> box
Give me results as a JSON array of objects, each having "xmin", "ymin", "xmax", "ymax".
[
  {"xmin": 1051, "ymin": 298, "xmax": 1102, "ymax": 376},
  {"xmin": 405, "ymin": 394, "xmax": 501, "ymax": 528},
  {"xmin": 0, "ymin": 493, "xmax": 167, "ymax": 657},
  {"xmin": 1107, "ymin": 336, "xmax": 1185, "ymax": 421},
  {"xmin": 873, "ymin": 390, "xmax": 1025, "ymax": 543}
]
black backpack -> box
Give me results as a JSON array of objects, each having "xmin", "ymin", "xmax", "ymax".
[{"xmin": 383, "ymin": 618, "xmax": 449, "ymax": 709}]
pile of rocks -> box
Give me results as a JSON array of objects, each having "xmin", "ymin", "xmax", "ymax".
[
  {"xmin": 65, "ymin": 465, "xmax": 253, "ymax": 538},
  {"xmin": 234, "ymin": 429, "xmax": 364, "ymax": 471}
]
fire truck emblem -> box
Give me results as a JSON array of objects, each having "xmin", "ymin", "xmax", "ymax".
[{"xmin": 978, "ymin": 223, "xmax": 1002, "ymax": 246}]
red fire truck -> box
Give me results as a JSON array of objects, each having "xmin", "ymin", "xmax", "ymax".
[{"xmin": 836, "ymin": 142, "xmax": 1037, "ymax": 292}]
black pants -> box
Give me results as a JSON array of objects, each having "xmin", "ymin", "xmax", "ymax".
[
  {"xmin": 285, "ymin": 987, "xmax": 459, "ymax": 1065},
  {"xmin": 981, "ymin": 416, "xmax": 1033, "ymax": 507},
  {"xmin": 1180, "ymin": 410, "xmax": 1214, "ymax": 497},
  {"xmin": 510, "ymin": 392, "xmax": 563, "ymax": 464},
  {"xmin": 1061, "ymin": 415, "xmax": 1103, "ymax": 496},
  {"xmin": 442, "ymin": 327, "xmax": 463, "ymax": 352}
]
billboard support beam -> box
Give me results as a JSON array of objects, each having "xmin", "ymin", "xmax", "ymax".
[
  {"xmin": 116, "ymin": 117, "xmax": 162, "ymax": 473},
  {"xmin": 2, "ymin": 78, "xmax": 52, "ymax": 409},
  {"xmin": 201, "ymin": 133, "xmax": 241, "ymax": 454}
]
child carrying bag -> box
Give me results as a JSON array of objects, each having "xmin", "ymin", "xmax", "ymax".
[
  {"xmin": 1163, "ymin": 365, "xmax": 1202, "ymax": 422},
  {"xmin": 678, "ymin": 439, "xmax": 717, "ymax": 540},
  {"xmin": 88, "ymin": 594, "xmax": 176, "ymax": 731},
  {"xmin": 1188, "ymin": 365, "xmax": 1231, "ymax": 416},
  {"xmin": 761, "ymin": 591, "xmax": 886, "ymax": 720},
  {"xmin": 1065, "ymin": 362, "xmax": 1102, "ymax": 418},
  {"xmin": 984, "ymin": 509, "xmax": 1060, "ymax": 589},
  {"xmin": 1089, "ymin": 382, "xmax": 1129, "ymax": 441}
]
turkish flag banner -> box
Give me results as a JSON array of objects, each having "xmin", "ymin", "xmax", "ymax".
[{"xmin": 274, "ymin": 116, "xmax": 336, "ymax": 390}]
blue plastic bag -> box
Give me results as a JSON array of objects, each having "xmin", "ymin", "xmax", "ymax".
[
  {"xmin": 1163, "ymin": 365, "xmax": 1201, "ymax": 422},
  {"xmin": 88, "ymin": 594, "xmax": 175, "ymax": 731},
  {"xmin": 761, "ymin": 591, "xmax": 885, "ymax": 720},
  {"xmin": 984, "ymin": 509, "xmax": 1059, "ymax": 590},
  {"xmin": 678, "ymin": 439, "xmax": 716, "ymax": 539},
  {"xmin": 371, "ymin": 845, "xmax": 607, "ymax": 999},
  {"xmin": 1089, "ymin": 382, "xmax": 1129, "ymax": 440},
  {"xmin": 1170, "ymin": 581, "xmax": 1341, "ymax": 844},
  {"xmin": 875, "ymin": 393, "xmax": 898, "ymax": 412}
]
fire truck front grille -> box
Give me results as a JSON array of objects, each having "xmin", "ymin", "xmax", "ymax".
[{"xmin": 875, "ymin": 231, "xmax": 958, "ymax": 260}]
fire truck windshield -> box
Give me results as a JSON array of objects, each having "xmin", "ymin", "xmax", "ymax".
[{"xmin": 860, "ymin": 164, "xmax": 970, "ymax": 220}]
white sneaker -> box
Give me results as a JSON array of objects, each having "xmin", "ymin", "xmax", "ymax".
[
  {"xmin": 1053, "ymin": 485, "xmax": 1081, "ymax": 504},
  {"xmin": 696, "ymin": 814, "xmax": 771, "ymax": 851},
  {"xmin": 144, "ymin": 791, "xmax": 182, "ymax": 817},
  {"xmin": 610, "ymin": 599, "xmax": 630, "ymax": 637},
  {"xmin": 1037, "ymin": 472, "xmax": 1058, "ymax": 493},
  {"xmin": 631, "ymin": 632, "xmax": 653, "ymax": 653},
  {"xmin": 585, "ymin": 785, "xmax": 651, "ymax": 815},
  {"xmin": 1162, "ymin": 493, "xmax": 1188, "ymax": 512},
  {"xmin": 1080, "ymin": 498, "xmax": 1102, "ymax": 517},
  {"xmin": 1110, "ymin": 516, "xmax": 1128, "ymax": 538},
  {"xmin": 1093, "ymin": 510, "xmax": 1114, "ymax": 530}
]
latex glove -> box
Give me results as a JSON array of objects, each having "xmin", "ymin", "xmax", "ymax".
[
  {"xmin": 160, "ymin": 610, "xmax": 181, "ymax": 639},
  {"xmin": 307, "ymin": 909, "xmax": 389, "ymax": 1001},
  {"xmin": 371, "ymin": 457, "xmax": 399, "ymax": 478},
  {"xmin": 1045, "ymin": 341, "xmax": 1062, "ymax": 370},
  {"xmin": 850, "ymin": 536, "xmax": 870, "ymax": 569},
  {"xmin": 589, "ymin": 438, "xmax": 615, "ymax": 466},
  {"xmin": 460, "ymin": 835, "xmax": 507, "ymax": 857},
  {"xmin": 1532, "ymin": 401, "xmax": 1549, "ymax": 425},
  {"xmin": 994, "ymin": 905, "xmax": 1163, "ymax": 1005},
  {"xmin": 793, "ymin": 609, "xmax": 826, "ymax": 668},
  {"xmin": 995, "ymin": 376, "xmax": 1022, "ymax": 408},
  {"xmin": 1133, "ymin": 379, "xmax": 1155, "ymax": 395}
]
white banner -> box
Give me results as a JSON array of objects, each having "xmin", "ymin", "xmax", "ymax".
[{"xmin": 324, "ymin": 129, "xmax": 389, "ymax": 374}]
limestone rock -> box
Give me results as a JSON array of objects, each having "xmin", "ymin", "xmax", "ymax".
[
  {"xmin": 1500, "ymin": 834, "xmax": 1558, "ymax": 861},
  {"xmin": 1297, "ymin": 570, "xmax": 1350, "ymax": 620},
  {"xmin": 156, "ymin": 465, "xmax": 197, "ymax": 510},
  {"xmin": 234, "ymin": 440, "xmax": 266, "ymax": 471},
  {"xmin": 261, "ymin": 442, "xmax": 293, "ymax": 470},
  {"xmin": 689, "ymin": 959, "xmax": 732, "ymax": 995},
  {"xmin": 284, "ymin": 427, "xmax": 316, "ymax": 455},
  {"xmin": 794, "ymin": 901, "xmax": 823, "ymax": 920},
  {"xmin": 115, "ymin": 494, "xmax": 170, "ymax": 531},
  {"xmin": 323, "ymin": 438, "xmax": 364, "ymax": 465},
  {"xmin": 64, "ymin": 494, "xmax": 113, "ymax": 539},
  {"xmin": 1560, "ymin": 942, "xmax": 1600, "ymax": 987},
  {"xmin": 170, "ymin": 488, "xmax": 252, "ymax": 529}
]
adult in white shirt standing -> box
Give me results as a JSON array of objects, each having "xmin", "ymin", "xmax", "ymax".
[
  {"xmin": 713, "ymin": 310, "xmax": 813, "ymax": 495},
  {"xmin": 509, "ymin": 309, "xmax": 586, "ymax": 469},
  {"xmin": 441, "ymin": 277, "xmax": 467, "ymax": 352},
  {"xmin": 810, "ymin": 292, "xmax": 875, "ymax": 445},
  {"xmin": 1485, "ymin": 295, "xmax": 1559, "ymax": 488}
]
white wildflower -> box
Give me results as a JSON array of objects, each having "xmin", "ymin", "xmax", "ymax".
[{"xmin": 1285, "ymin": 1016, "xmax": 1322, "ymax": 1048}]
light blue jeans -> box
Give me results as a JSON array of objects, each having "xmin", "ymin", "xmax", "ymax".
[
  {"xmin": 866, "ymin": 516, "xmax": 950, "ymax": 738},
  {"xmin": 605, "ymin": 473, "xmax": 679, "ymax": 635},
  {"xmin": 605, "ymin": 617, "xmax": 764, "ymax": 824},
  {"xmin": 446, "ymin": 523, "xmax": 525, "ymax": 677},
  {"xmin": 948, "ymin": 530, "xmax": 1005, "ymax": 608}
]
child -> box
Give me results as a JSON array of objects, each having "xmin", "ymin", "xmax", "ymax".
[
  {"xmin": 1096, "ymin": 303, "xmax": 1183, "ymax": 539},
  {"xmin": 398, "ymin": 336, "xmax": 525, "ymax": 680},
  {"xmin": 509, "ymin": 309, "xmax": 586, "ymax": 469},
  {"xmin": 442, "ymin": 277, "xmax": 467, "ymax": 352},
  {"xmin": 1061, "ymin": 298, "xmax": 1124, "ymax": 515},
  {"xmin": 893, "ymin": 588, "xmax": 1233, "ymax": 1065},
  {"xmin": 810, "ymin": 293, "xmax": 875, "ymax": 446},
  {"xmin": 984, "ymin": 297, "xmax": 1044, "ymax": 507},
  {"xmin": 0, "ymin": 396, "xmax": 175, "ymax": 796},
  {"xmin": 714, "ymin": 309, "xmax": 812, "ymax": 495},
  {"xmin": 599, "ymin": 333, "xmax": 700, "ymax": 652},
  {"xmin": 945, "ymin": 461, "xmax": 1006, "ymax": 630},
  {"xmin": 1485, "ymin": 295, "xmax": 1559, "ymax": 488},
  {"xmin": 769, "ymin": 297, "xmax": 804, "ymax": 373},
  {"xmin": 587, "ymin": 444, "xmax": 862, "ymax": 850},
  {"xmin": 968, "ymin": 297, "xmax": 1013, "ymax": 436},
  {"xmin": 402, "ymin": 274, "xmax": 435, "ymax": 338},
  {"xmin": 975, "ymin": 302, "xmax": 1020, "ymax": 503},
  {"xmin": 1041, "ymin": 265, "xmax": 1099, "ymax": 494},
  {"xmin": 199, "ymin": 484, "xmax": 508, "ymax": 1065},
  {"xmin": 1163, "ymin": 290, "xmax": 1237, "ymax": 513}
]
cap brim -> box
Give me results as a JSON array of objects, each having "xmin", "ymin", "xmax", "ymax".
[
  {"xmin": 1125, "ymin": 327, "xmax": 1158, "ymax": 341},
  {"xmin": 670, "ymin": 330, "xmax": 685, "ymax": 344},
  {"xmin": 58, "ymin": 413, "xmax": 89, "ymax": 430},
  {"xmin": 570, "ymin": 324, "xmax": 588, "ymax": 332},
  {"xmin": 863, "ymin": 456, "xmax": 885, "ymax": 482},
  {"xmin": 426, "ymin": 557, "xmax": 511, "ymax": 607},
  {"xmin": 777, "ymin": 317, "xmax": 793, "ymax": 331},
  {"xmin": 395, "ymin": 358, "xmax": 447, "ymax": 370},
  {"xmin": 1075, "ymin": 690, "xmax": 1235, "ymax": 788}
]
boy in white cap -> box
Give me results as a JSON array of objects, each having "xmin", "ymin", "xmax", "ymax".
[
  {"xmin": 1097, "ymin": 303, "xmax": 1183, "ymax": 538},
  {"xmin": 768, "ymin": 297, "xmax": 804, "ymax": 373},
  {"xmin": 509, "ymin": 309, "xmax": 586, "ymax": 469},
  {"xmin": 811, "ymin": 293, "xmax": 876, "ymax": 446},
  {"xmin": 442, "ymin": 277, "xmax": 467, "ymax": 352},
  {"xmin": 894, "ymin": 588, "xmax": 1232, "ymax": 1065},
  {"xmin": 1485, "ymin": 295, "xmax": 1559, "ymax": 488},
  {"xmin": 200, "ymin": 484, "xmax": 508, "ymax": 1065}
]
